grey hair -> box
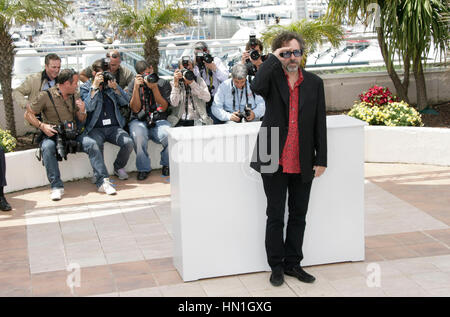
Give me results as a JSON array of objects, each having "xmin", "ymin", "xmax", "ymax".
[{"xmin": 231, "ymin": 64, "xmax": 248, "ymax": 79}]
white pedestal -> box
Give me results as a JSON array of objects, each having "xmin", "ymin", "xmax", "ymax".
[{"xmin": 168, "ymin": 115, "xmax": 367, "ymax": 282}]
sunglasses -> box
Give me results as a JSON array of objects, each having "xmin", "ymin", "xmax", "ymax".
[
  {"xmin": 106, "ymin": 53, "xmax": 119, "ymax": 59},
  {"xmin": 279, "ymin": 49, "xmax": 303, "ymax": 58}
]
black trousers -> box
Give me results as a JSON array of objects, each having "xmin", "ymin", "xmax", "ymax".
[
  {"xmin": 261, "ymin": 166, "xmax": 313, "ymax": 270},
  {"xmin": 0, "ymin": 148, "xmax": 6, "ymax": 187}
]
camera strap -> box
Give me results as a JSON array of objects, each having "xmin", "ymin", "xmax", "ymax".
[
  {"xmin": 231, "ymin": 81, "xmax": 248, "ymax": 112},
  {"xmin": 183, "ymin": 85, "xmax": 196, "ymax": 120},
  {"xmin": 140, "ymin": 86, "xmax": 155, "ymax": 114},
  {"xmin": 46, "ymin": 90, "xmax": 63, "ymax": 125}
]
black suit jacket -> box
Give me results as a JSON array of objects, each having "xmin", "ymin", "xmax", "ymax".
[{"xmin": 250, "ymin": 54, "xmax": 327, "ymax": 182}]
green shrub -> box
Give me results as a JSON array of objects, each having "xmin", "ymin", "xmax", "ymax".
[
  {"xmin": 347, "ymin": 101, "xmax": 423, "ymax": 127},
  {"xmin": 0, "ymin": 129, "xmax": 17, "ymax": 152}
]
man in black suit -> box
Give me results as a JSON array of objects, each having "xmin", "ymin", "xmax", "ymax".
[{"xmin": 250, "ymin": 31, "xmax": 327, "ymax": 287}]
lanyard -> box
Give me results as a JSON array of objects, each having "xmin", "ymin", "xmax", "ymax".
[
  {"xmin": 183, "ymin": 85, "xmax": 195, "ymax": 120},
  {"xmin": 231, "ymin": 81, "xmax": 248, "ymax": 112}
]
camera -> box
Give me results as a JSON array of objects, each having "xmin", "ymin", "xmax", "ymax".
[
  {"xmin": 182, "ymin": 56, "xmax": 190, "ymax": 68},
  {"xmin": 248, "ymin": 35, "xmax": 261, "ymax": 61},
  {"xmin": 195, "ymin": 52, "xmax": 214, "ymax": 69},
  {"xmin": 101, "ymin": 58, "xmax": 110, "ymax": 71},
  {"xmin": 137, "ymin": 106, "xmax": 167, "ymax": 128},
  {"xmin": 180, "ymin": 68, "xmax": 196, "ymax": 82},
  {"xmin": 54, "ymin": 121, "xmax": 82, "ymax": 161},
  {"xmin": 101, "ymin": 71, "xmax": 115, "ymax": 89},
  {"xmin": 250, "ymin": 49, "xmax": 261, "ymax": 61},
  {"xmin": 144, "ymin": 73, "xmax": 159, "ymax": 84},
  {"xmin": 236, "ymin": 105, "xmax": 253, "ymax": 123}
]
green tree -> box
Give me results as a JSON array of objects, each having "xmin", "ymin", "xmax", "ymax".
[
  {"xmin": 326, "ymin": 0, "xmax": 449, "ymax": 110},
  {"xmin": 260, "ymin": 17, "xmax": 345, "ymax": 67},
  {"xmin": 107, "ymin": 0, "xmax": 194, "ymax": 73},
  {"xmin": 0, "ymin": 0, "xmax": 68, "ymax": 137}
]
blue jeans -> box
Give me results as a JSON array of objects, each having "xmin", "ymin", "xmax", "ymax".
[
  {"xmin": 41, "ymin": 138, "xmax": 64, "ymax": 189},
  {"xmin": 80, "ymin": 126, "xmax": 134, "ymax": 187},
  {"xmin": 129, "ymin": 119, "xmax": 171, "ymax": 172}
]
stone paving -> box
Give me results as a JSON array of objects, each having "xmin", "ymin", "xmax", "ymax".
[{"xmin": 0, "ymin": 163, "xmax": 449, "ymax": 297}]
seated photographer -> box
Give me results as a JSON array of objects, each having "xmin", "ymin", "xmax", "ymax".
[
  {"xmin": 169, "ymin": 56, "xmax": 213, "ymax": 127},
  {"xmin": 192, "ymin": 41, "xmax": 229, "ymax": 124},
  {"xmin": 240, "ymin": 35, "xmax": 267, "ymax": 79},
  {"xmin": 80, "ymin": 59, "xmax": 134, "ymax": 194},
  {"xmin": 128, "ymin": 60, "xmax": 172, "ymax": 180},
  {"xmin": 211, "ymin": 64, "xmax": 265, "ymax": 124},
  {"xmin": 24, "ymin": 69, "xmax": 87, "ymax": 201}
]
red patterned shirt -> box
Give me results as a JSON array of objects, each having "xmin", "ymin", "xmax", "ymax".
[{"xmin": 279, "ymin": 69, "xmax": 304, "ymax": 173}]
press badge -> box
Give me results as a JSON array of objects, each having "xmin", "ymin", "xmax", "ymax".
[{"xmin": 102, "ymin": 119, "xmax": 111, "ymax": 126}]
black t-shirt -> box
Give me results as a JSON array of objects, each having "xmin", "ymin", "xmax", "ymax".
[{"xmin": 94, "ymin": 92, "xmax": 120, "ymax": 128}]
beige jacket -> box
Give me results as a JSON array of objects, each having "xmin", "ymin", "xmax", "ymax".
[
  {"xmin": 168, "ymin": 77, "xmax": 213, "ymax": 126},
  {"xmin": 13, "ymin": 71, "xmax": 53, "ymax": 109}
]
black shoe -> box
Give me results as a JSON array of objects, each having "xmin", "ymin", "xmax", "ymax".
[
  {"xmin": 137, "ymin": 171, "xmax": 150, "ymax": 181},
  {"xmin": 284, "ymin": 266, "xmax": 316, "ymax": 283},
  {"xmin": 269, "ymin": 268, "xmax": 284, "ymax": 287},
  {"xmin": 0, "ymin": 196, "xmax": 12, "ymax": 212},
  {"xmin": 162, "ymin": 166, "xmax": 170, "ymax": 176}
]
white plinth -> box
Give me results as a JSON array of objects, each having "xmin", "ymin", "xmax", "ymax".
[{"xmin": 168, "ymin": 115, "xmax": 367, "ymax": 282}]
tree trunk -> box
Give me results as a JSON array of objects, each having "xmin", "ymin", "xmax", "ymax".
[
  {"xmin": 413, "ymin": 54, "xmax": 428, "ymax": 110},
  {"xmin": 0, "ymin": 25, "xmax": 16, "ymax": 136},
  {"xmin": 144, "ymin": 37, "xmax": 160, "ymax": 74},
  {"xmin": 377, "ymin": 28, "xmax": 410, "ymax": 104}
]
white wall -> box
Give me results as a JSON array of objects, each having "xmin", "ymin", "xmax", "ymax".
[{"xmin": 365, "ymin": 126, "xmax": 450, "ymax": 167}]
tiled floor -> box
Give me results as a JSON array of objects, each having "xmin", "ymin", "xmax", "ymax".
[{"xmin": 0, "ymin": 163, "xmax": 449, "ymax": 297}]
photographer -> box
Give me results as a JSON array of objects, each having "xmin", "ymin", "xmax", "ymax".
[
  {"xmin": 211, "ymin": 64, "xmax": 265, "ymax": 124},
  {"xmin": 79, "ymin": 50, "xmax": 135, "ymax": 91},
  {"xmin": 128, "ymin": 60, "xmax": 172, "ymax": 180},
  {"xmin": 79, "ymin": 59, "xmax": 134, "ymax": 195},
  {"xmin": 241, "ymin": 35, "xmax": 267, "ymax": 79},
  {"xmin": 192, "ymin": 41, "xmax": 229, "ymax": 124},
  {"xmin": 24, "ymin": 69, "xmax": 87, "ymax": 201},
  {"xmin": 14, "ymin": 53, "xmax": 61, "ymax": 110},
  {"xmin": 169, "ymin": 56, "xmax": 213, "ymax": 127}
]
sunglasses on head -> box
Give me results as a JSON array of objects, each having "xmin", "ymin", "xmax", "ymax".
[
  {"xmin": 279, "ymin": 49, "xmax": 303, "ymax": 58},
  {"xmin": 106, "ymin": 53, "xmax": 119, "ymax": 59}
]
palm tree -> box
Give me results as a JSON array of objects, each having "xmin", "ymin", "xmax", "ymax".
[
  {"xmin": 107, "ymin": 0, "xmax": 194, "ymax": 73},
  {"xmin": 0, "ymin": 0, "xmax": 68, "ymax": 137},
  {"xmin": 260, "ymin": 18, "xmax": 345, "ymax": 67},
  {"xmin": 326, "ymin": 0, "xmax": 449, "ymax": 110}
]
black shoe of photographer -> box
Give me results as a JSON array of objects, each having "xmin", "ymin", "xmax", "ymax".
[
  {"xmin": 162, "ymin": 166, "xmax": 170, "ymax": 177},
  {"xmin": 0, "ymin": 196, "xmax": 12, "ymax": 212},
  {"xmin": 269, "ymin": 268, "xmax": 284, "ymax": 287},
  {"xmin": 137, "ymin": 171, "xmax": 150, "ymax": 181},
  {"xmin": 284, "ymin": 266, "xmax": 315, "ymax": 283}
]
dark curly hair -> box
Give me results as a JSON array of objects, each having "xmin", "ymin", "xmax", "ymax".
[{"xmin": 271, "ymin": 31, "xmax": 306, "ymax": 52}]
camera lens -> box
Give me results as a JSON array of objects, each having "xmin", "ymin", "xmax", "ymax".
[
  {"xmin": 145, "ymin": 73, "xmax": 159, "ymax": 83},
  {"xmin": 181, "ymin": 69, "xmax": 195, "ymax": 81},
  {"xmin": 250, "ymin": 50, "xmax": 260, "ymax": 61},
  {"xmin": 203, "ymin": 53, "xmax": 213, "ymax": 64}
]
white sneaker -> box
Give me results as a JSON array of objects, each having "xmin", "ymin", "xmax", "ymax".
[
  {"xmin": 51, "ymin": 188, "xmax": 64, "ymax": 201},
  {"xmin": 98, "ymin": 178, "xmax": 116, "ymax": 195},
  {"xmin": 114, "ymin": 168, "xmax": 128, "ymax": 180}
]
